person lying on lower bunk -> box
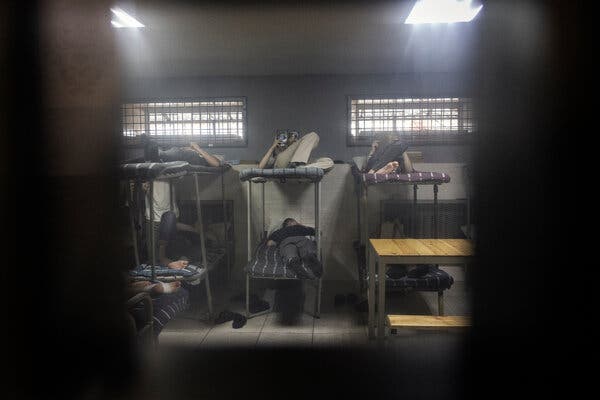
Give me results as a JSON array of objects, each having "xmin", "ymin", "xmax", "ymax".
[
  {"xmin": 267, "ymin": 217, "xmax": 322, "ymax": 279},
  {"xmin": 257, "ymin": 130, "xmax": 333, "ymax": 171},
  {"xmin": 127, "ymin": 279, "xmax": 189, "ymax": 339},
  {"xmin": 363, "ymin": 133, "xmax": 414, "ymax": 174}
]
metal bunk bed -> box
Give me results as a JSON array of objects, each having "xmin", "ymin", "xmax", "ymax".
[
  {"xmin": 239, "ymin": 167, "xmax": 329, "ymax": 319},
  {"xmin": 121, "ymin": 161, "xmax": 231, "ymax": 318},
  {"xmin": 351, "ymin": 155, "xmax": 454, "ymax": 312}
]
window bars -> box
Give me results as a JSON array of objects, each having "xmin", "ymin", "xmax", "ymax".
[
  {"xmin": 348, "ymin": 97, "xmax": 474, "ymax": 145},
  {"xmin": 122, "ymin": 98, "xmax": 247, "ymax": 147}
]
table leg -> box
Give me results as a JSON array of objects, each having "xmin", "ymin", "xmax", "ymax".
[
  {"xmin": 377, "ymin": 260, "xmax": 387, "ymax": 341},
  {"xmin": 368, "ymin": 245, "xmax": 376, "ymax": 339}
]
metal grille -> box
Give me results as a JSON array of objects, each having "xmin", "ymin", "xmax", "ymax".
[
  {"xmin": 122, "ymin": 98, "xmax": 247, "ymax": 147},
  {"xmin": 348, "ymin": 96, "xmax": 474, "ymax": 145},
  {"xmin": 381, "ymin": 200, "xmax": 468, "ymax": 238}
]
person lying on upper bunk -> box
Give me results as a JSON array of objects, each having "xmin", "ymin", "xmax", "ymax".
[
  {"xmin": 257, "ymin": 130, "xmax": 334, "ymax": 171},
  {"xmin": 363, "ymin": 133, "xmax": 415, "ymax": 174},
  {"xmin": 266, "ymin": 217, "xmax": 322, "ymax": 279},
  {"xmin": 140, "ymin": 134, "xmax": 223, "ymax": 167}
]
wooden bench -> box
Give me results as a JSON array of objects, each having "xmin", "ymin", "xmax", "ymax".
[{"xmin": 387, "ymin": 315, "xmax": 470, "ymax": 332}]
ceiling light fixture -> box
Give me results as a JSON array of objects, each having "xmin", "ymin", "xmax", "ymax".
[
  {"xmin": 405, "ymin": 0, "xmax": 483, "ymax": 24},
  {"xmin": 111, "ymin": 7, "xmax": 145, "ymax": 28}
]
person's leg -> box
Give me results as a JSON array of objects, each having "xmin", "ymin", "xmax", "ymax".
[
  {"xmin": 305, "ymin": 156, "xmax": 334, "ymax": 171},
  {"xmin": 279, "ymin": 238, "xmax": 300, "ymax": 264},
  {"xmin": 371, "ymin": 161, "xmax": 399, "ymax": 174},
  {"xmin": 297, "ymin": 238, "xmax": 322, "ymax": 277},
  {"xmin": 159, "ymin": 147, "xmax": 208, "ymax": 165},
  {"xmin": 289, "ymin": 131, "xmax": 319, "ymax": 165},
  {"xmin": 274, "ymin": 132, "xmax": 320, "ymax": 168},
  {"xmin": 367, "ymin": 140, "xmax": 408, "ymax": 172},
  {"xmin": 280, "ymin": 237, "xmax": 315, "ymax": 279},
  {"xmin": 273, "ymin": 140, "xmax": 301, "ymax": 168}
]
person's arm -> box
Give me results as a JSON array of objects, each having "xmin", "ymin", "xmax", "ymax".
[
  {"xmin": 267, "ymin": 227, "xmax": 282, "ymax": 246},
  {"xmin": 258, "ymin": 139, "xmax": 280, "ymax": 169},
  {"xmin": 189, "ymin": 142, "xmax": 221, "ymax": 167}
]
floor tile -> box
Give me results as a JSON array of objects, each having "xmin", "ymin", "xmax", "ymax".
[{"xmin": 257, "ymin": 332, "xmax": 313, "ymax": 347}]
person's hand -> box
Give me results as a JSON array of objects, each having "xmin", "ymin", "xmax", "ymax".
[
  {"xmin": 267, "ymin": 240, "xmax": 276, "ymax": 247},
  {"xmin": 168, "ymin": 260, "xmax": 189, "ymax": 270}
]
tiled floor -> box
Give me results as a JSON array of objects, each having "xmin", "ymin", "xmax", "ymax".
[
  {"xmin": 157, "ymin": 280, "xmax": 470, "ymax": 349},
  {"xmin": 136, "ymin": 281, "xmax": 470, "ymax": 400}
]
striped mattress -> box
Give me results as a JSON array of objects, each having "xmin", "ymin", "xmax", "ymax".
[{"xmin": 245, "ymin": 241, "xmax": 319, "ymax": 279}]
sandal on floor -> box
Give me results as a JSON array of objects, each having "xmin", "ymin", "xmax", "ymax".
[
  {"xmin": 214, "ymin": 310, "xmax": 235, "ymax": 324},
  {"xmin": 232, "ymin": 313, "xmax": 247, "ymax": 329}
]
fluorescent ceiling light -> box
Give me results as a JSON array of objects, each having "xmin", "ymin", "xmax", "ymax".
[
  {"xmin": 405, "ymin": 0, "xmax": 483, "ymax": 24},
  {"xmin": 111, "ymin": 7, "xmax": 144, "ymax": 28}
]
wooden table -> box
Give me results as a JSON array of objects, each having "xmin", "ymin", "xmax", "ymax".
[{"xmin": 368, "ymin": 238, "xmax": 475, "ymax": 340}]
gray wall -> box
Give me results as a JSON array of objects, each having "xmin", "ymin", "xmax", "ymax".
[
  {"xmin": 122, "ymin": 73, "xmax": 473, "ymax": 164},
  {"xmin": 122, "ymin": 73, "xmax": 474, "ymax": 283}
]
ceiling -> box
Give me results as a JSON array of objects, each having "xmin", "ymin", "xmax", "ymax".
[{"xmin": 114, "ymin": 1, "xmax": 481, "ymax": 78}]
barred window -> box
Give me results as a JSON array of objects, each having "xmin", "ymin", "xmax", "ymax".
[
  {"xmin": 122, "ymin": 98, "xmax": 247, "ymax": 147},
  {"xmin": 348, "ymin": 96, "xmax": 474, "ymax": 145}
]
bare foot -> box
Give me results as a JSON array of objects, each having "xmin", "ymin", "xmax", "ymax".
[
  {"xmin": 190, "ymin": 142, "xmax": 202, "ymax": 152},
  {"xmin": 168, "ymin": 260, "xmax": 189, "ymax": 270},
  {"xmin": 153, "ymin": 281, "xmax": 181, "ymax": 294},
  {"xmin": 372, "ymin": 161, "xmax": 399, "ymax": 174}
]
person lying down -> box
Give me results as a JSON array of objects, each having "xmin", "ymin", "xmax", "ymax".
[
  {"xmin": 363, "ymin": 134, "xmax": 415, "ymax": 174},
  {"xmin": 267, "ymin": 218, "xmax": 322, "ymax": 279}
]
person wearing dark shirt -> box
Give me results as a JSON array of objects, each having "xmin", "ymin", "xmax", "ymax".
[
  {"xmin": 364, "ymin": 134, "xmax": 414, "ymax": 174},
  {"xmin": 267, "ymin": 218, "xmax": 322, "ymax": 279}
]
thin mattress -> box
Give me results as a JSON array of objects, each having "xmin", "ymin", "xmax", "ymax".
[
  {"xmin": 121, "ymin": 161, "xmax": 229, "ymax": 180},
  {"xmin": 351, "ymin": 156, "xmax": 450, "ymax": 185},
  {"xmin": 239, "ymin": 167, "xmax": 326, "ymax": 182}
]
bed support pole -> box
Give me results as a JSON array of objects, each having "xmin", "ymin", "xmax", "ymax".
[
  {"xmin": 246, "ymin": 181, "xmax": 252, "ymax": 318},
  {"xmin": 315, "ymin": 180, "xmax": 322, "ymax": 318},
  {"xmin": 149, "ymin": 181, "xmax": 156, "ymax": 281},
  {"xmin": 194, "ymin": 174, "xmax": 213, "ymax": 318},
  {"xmin": 413, "ymin": 184, "xmax": 418, "ymax": 237},
  {"xmin": 433, "ymin": 184, "xmax": 439, "ymax": 239},
  {"xmin": 221, "ymin": 170, "xmax": 230, "ymax": 281},
  {"xmin": 261, "ymin": 181, "xmax": 266, "ymax": 239},
  {"xmin": 127, "ymin": 181, "xmax": 140, "ymax": 268}
]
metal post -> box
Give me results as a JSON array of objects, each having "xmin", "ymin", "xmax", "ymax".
[
  {"xmin": 247, "ymin": 181, "xmax": 252, "ymax": 262},
  {"xmin": 413, "ymin": 184, "xmax": 418, "ymax": 238},
  {"xmin": 261, "ymin": 182, "xmax": 266, "ymax": 240},
  {"xmin": 362, "ymin": 185, "xmax": 369, "ymax": 247},
  {"xmin": 315, "ymin": 181, "xmax": 321, "ymax": 260},
  {"xmin": 377, "ymin": 260, "xmax": 387, "ymax": 340},
  {"xmin": 169, "ymin": 181, "xmax": 175, "ymax": 212},
  {"xmin": 221, "ymin": 172, "xmax": 230, "ymax": 281},
  {"xmin": 194, "ymin": 175, "xmax": 213, "ymax": 317},
  {"xmin": 246, "ymin": 274, "xmax": 250, "ymax": 318},
  {"xmin": 149, "ymin": 181, "xmax": 156, "ymax": 281},
  {"xmin": 127, "ymin": 181, "xmax": 140, "ymax": 267},
  {"xmin": 356, "ymin": 180, "xmax": 362, "ymax": 246},
  {"xmin": 367, "ymin": 246, "xmax": 376, "ymax": 339},
  {"xmin": 433, "ymin": 184, "xmax": 439, "ymax": 239},
  {"xmin": 315, "ymin": 181, "xmax": 322, "ymax": 319},
  {"xmin": 193, "ymin": 175, "xmax": 208, "ymax": 270},
  {"xmin": 438, "ymin": 291, "xmax": 445, "ymax": 316},
  {"xmin": 465, "ymin": 166, "xmax": 471, "ymax": 239}
]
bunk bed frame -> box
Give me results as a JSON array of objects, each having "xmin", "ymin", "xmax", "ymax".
[{"xmin": 240, "ymin": 167, "xmax": 327, "ymax": 319}]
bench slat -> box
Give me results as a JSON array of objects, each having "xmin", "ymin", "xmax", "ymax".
[{"xmin": 387, "ymin": 315, "xmax": 470, "ymax": 329}]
